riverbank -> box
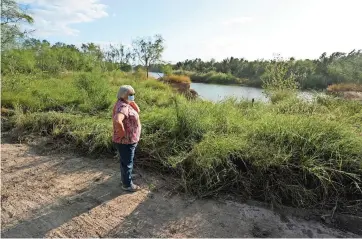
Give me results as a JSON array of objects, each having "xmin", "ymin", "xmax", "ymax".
[
  {"xmin": 327, "ymin": 83, "xmax": 362, "ymax": 101},
  {"xmin": 173, "ymin": 70, "xmax": 249, "ymax": 86},
  {"xmin": 2, "ymin": 71, "xmax": 362, "ymax": 216}
]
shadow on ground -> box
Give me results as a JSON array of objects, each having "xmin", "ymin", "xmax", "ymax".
[{"xmin": 1, "ymin": 140, "xmax": 359, "ymax": 238}]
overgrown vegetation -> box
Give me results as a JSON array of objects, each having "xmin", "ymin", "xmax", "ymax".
[
  {"xmin": 1, "ymin": 0, "xmax": 34, "ymax": 49},
  {"xmin": 2, "ymin": 71, "xmax": 361, "ymax": 213},
  {"xmin": 1, "ymin": 39, "xmax": 133, "ymax": 74},
  {"xmin": 162, "ymin": 74, "xmax": 191, "ymax": 84},
  {"xmin": 171, "ymin": 51, "xmax": 362, "ymax": 90},
  {"xmin": 174, "ymin": 70, "xmax": 246, "ymax": 85},
  {"xmin": 1, "ymin": 0, "xmax": 361, "ymax": 215},
  {"xmin": 262, "ymin": 56, "xmax": 299, "ymax": 103}
]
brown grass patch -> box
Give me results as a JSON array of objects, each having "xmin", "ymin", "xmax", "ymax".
[
  {"xmin": 162, "ymin": 75, "xmax": 191, "ymax": 84},
  {"xmin": 327, "ymin": 83, "xmax": 362, "ymax": 92}
]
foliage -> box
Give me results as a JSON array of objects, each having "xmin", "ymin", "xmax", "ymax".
[
  {"xmin": 103, "ymin": 43, "xmax": 132, "ymax": 71},
  {"xmin": 1, "ymin": 2, "xmax": 361, "ymax": 213},
  {"xmin": 173, "ymin": 50, "xmax": 362, "ymax": 90},
  {"xmin": 2, "ymin": 72, "xmax": 362, "ymax": 213},
  {"xmin": 261, "ymin": 55, "xmax": 299, "ymax": 103},
  {"xmin": 74, "ymin": 72, "xmax": 112, "ymax": 112},
  {"xmin": 262, "ymin": 56, "xmax": 299, "ymax": 91},
  {"xmin": 0, "ymin": 39, "xmax": 135, "ymax": 74},
  {"xmin": 132, "ymin": 68, "xmax": 148, "ymax": 80},
  {"xmin": 161, "ymin": 64, "xmax": 173, "ymax": 76},
  {"xmin": 0, "ymin": 0, "xmax": 34, "ymax": 49},
  {"xmin": 132, "ymin": 35, "xmax": 165, "ymax": 78},
  {"xmin": 174, "ymin": 70, "xmax": 246, "ymax": 85}
]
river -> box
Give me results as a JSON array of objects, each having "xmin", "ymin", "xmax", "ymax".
[
  {"xmin": 149, "ymin": 72, "xmax": 316, "ymax": 102},
  {"xmin": 191, "ymin": 82, "xmax": 268, "ymax": 102}
]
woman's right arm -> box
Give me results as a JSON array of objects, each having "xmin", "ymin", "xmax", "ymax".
[{"xmin": 115, "ymin": 113, "xmax": 125, "ymax": 132}]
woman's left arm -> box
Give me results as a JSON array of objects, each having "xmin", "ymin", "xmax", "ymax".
[{"xmin": 129, "ymin": 102, "xmax": 140, "ymax": 113}]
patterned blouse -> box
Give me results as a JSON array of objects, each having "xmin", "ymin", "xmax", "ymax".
[{"xmin": 112, "ymin": 100, "xmax": 141, "ymax": 144}]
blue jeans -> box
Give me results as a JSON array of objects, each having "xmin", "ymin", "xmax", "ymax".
[{"xmin": 114, "ymin": 143, "xmax": 137, "ymax": 187}]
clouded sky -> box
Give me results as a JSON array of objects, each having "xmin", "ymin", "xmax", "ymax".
[{"xmin": 19, "ymin": 0, "xmax": 362, "ymax": 63}]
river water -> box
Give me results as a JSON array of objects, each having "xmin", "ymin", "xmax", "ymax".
[
  {"xmin": 191, "ymin": 82, "xmax": 269, "ymax": 102},
  {"xmin": 149, "ymin": 72, "xmax": 316, "ymax": 102}
]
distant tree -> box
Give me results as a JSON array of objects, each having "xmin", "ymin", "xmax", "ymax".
[
  {"xmin": 81, "ymin": 43, "xmax": 103, "ymax": 60},
  {"xmin": 104, "ymin": 43, "xmax": 132, "ymax": 71},
  {"xmin": 1, "ymin": 0, "xmax": 34, "ymax": 49},
  {"xmin": 132, "ymin": 34, "xmax": 164, "ymax": 78}
]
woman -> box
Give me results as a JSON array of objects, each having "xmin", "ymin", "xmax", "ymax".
[{"xmin": 113, "ymin": 85, "xmax": 141, "ymax": 192}]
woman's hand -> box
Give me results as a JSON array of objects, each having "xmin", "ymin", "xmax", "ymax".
[{"xmin": 129, "ymin": 101, "xmax": 140, "ymax": 113}]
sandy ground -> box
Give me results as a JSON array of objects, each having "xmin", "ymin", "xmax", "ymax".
[{"xmin": 1, "ymin": 141, "xmax": 359, "ymax": 238}]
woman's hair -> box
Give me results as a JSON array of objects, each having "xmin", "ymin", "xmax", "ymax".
[{"xmin": 117, "ymin": 85, "xmax": 135, "ymax": 99}]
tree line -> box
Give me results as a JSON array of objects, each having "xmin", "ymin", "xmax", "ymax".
[
  {"xmin": 2, "ymin": 0, "xmax": 361, "ymax": 91},
  {"xmin": 1, "ymin": 39, "xmax": 130, "ymax": 74},
  {"xmin": 1, "ymin": 36, "xmax": 167, "ymax": 76},
  {"xmin": 170, "ymin": 51, "xmax": 362, "ymax": 90},
  {"xmin": 1, "ymin": 0, "xmax": 165, "ymax": 76}
]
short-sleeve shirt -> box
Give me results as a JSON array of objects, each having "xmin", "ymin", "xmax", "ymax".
[{"xmin": 112, "ymin": 100, "xmax": 141, "ymax": 144}]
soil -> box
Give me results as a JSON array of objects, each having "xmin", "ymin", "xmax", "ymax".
[
  {"xmin": 1, "ymin": 140, "xmax": 359, "ymax": 238},
  {"xmin": 343, "ymin": 91, "xmax": 362, "ymax": 101}
]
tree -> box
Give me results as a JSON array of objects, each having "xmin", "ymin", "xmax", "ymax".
[
  {"xmin": 1, "ymin": 0, "xmax": 34, "ymax": 49},
  {"xmin": 132, "ymin": 34, "xmax": 164, "ymax": 78},
  {"xmin": 262, "ymin": 55, "xmax": 298, "ymax": 92},
  {"xmin": 103, "ymin": 43, "xmax": 132, "ymax": 71}
]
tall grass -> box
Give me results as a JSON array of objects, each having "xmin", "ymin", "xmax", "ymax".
[
  {"xmin": 2, "ymin": 71, "xmax": 362, "ymax": 213},
  {"xmin": 174, "ymin": 70, "xmax": 247, "ymax": 85},
  {"xmin": 162, "ymin": 74, "xmax": 191, "ymax": 84},
  {"xmin": 74, "ymin": 72, "xmax": 112, "ymax": 112}
]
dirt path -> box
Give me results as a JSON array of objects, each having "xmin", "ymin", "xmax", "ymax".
[{"xmin": 1, "ymin": 142, "xmax": 358, "ymax": 238}]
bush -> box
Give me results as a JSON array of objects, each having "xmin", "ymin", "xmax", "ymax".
[
  {"xmin": 74, "ymin": 72, "xmax": 112, "ymax": 112},
  {"xmin": 1, "ymin": 49, "xmax": 37, "ymax": 74},
  {"xmin": 133, "ymin": 68, "xmax": 148, "ymax": 80},
  {"xmin": 1, "ymin": 73, "xmax": 82, "ymax": 112},
  {"xmin": 161, "ymin": 64, "xmax": 173, "ymax": 76},
  {"xmin": 174, "ymin": 70, "xmax": 246, "ymax": 85},
  {"xmin": 190, "ymin": 71, "xmax": 245, "ymax": 85},
  {"xmin": 268, "ymin": 90, "xmax": 296, "ymax": 104}
]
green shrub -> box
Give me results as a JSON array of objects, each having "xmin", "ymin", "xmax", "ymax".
[
  {"xmin": 268, "ymin": 90, "xmax": 297, "ymax": 104},
  {"xmin": 74, "ymin": 72, "xmax": 112, "ymax": 112},
  {"xmin": 174, "ymin": 70, "xmax": 246, "ymax": 85},
  {"xmin": 133, "ymin": 68, "xmax": 147, "ymax": 80}
]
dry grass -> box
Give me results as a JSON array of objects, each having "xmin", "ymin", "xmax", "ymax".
[
  {"xmin": 327, "ymin": 83, "xmax": 362, "ymax": 92},
  {"xmin": 162, "ymin": 75, "xmax": 191, "ymax": 84}
]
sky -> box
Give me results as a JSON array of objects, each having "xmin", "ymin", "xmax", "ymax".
[{"xmin": 19, "ymin": 0, "xmax": 362, "ymax": 63}]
